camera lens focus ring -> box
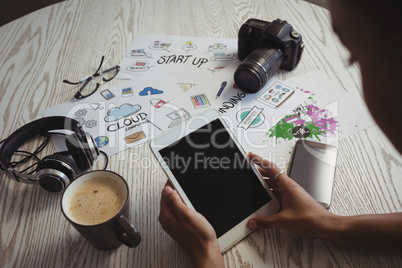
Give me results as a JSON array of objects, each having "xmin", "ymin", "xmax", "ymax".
[{"xmin": 234, "ymin": 48, "xmax": 283, "ymax": 93}]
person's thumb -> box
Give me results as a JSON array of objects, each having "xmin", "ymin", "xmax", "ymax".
[
  {"xmin": 162, "ymin": 186, "xmax": 188, "ymax": 215},
  {"xmin": 247, "ymin": 214, "xmax": 282, "ymax": 229}
]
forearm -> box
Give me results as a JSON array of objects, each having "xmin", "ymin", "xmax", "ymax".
[
  {"xmin": 318, "ymin": 212, "xmax": 402, "ymax": 250},
  {"xmin": 193, "ymin": 242, "xmax": 225, "ymax": 268}
]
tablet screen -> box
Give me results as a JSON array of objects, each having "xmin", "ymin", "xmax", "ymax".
[{"xmin": 159, "ymin": 118, "xmax": 271, "ymax": 238}]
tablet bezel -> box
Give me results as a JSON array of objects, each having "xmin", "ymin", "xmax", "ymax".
[{"xmin": 150, "ymin": 109, "xmax": 279, "ymax": 252}]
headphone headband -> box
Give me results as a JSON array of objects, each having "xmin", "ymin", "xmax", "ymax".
[
  {"xmin": 0, "ymin": 116, "xmax": 84, "ymax": 170},
  {"xmin": 0, "ymin": 116, "xmax": 99, "ymax": 192}
]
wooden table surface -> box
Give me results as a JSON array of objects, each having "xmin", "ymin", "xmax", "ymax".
[{"xmin": 1, "ymin": 0, "xmax": 401, "ymax": 267}]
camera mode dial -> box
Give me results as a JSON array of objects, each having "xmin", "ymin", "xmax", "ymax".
[{"xmin": 290, "ymin": 30, "xmax": 300, "ymax": 39}]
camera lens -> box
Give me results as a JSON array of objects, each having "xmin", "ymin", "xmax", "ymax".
[{"xmin": 234, "ymin": 48, "xmax": 283, "ymax": 93}]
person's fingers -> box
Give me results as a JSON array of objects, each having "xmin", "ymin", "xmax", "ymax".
[
  {"xmin": 257, "ymin": 166, "xmax": 279, "ymax": 189},
  {"xmin": 250, "ymin": 153, "xmax": 283, "ymax": 202},
  {"xmin": 249, "ymin": 152, "xmax": 281, "ymax": 178},
  {"xmin": 270, "ymin": 187, "xmax": 282, "ymax": 203},
  {"xmin": 159, "ymin": 181, "xmax": 181, "ymax": 220},
  {"xmin": 249, "ymin": 152, "xmax": 291, "ymax": 189},
  {"xmin": 160, "ymin": 190, "xmax": 170, "ymax": 213},
  {"xmin": 165, "ymin": 180, "xmax": 174, "ymax": 188},
  {"xmin": 159, "ymin": 186, "xmax": 176, "ymax": 227},
  {"xmin": 161, "ymin": 185, "xmax": 188, "ymax": 217},
  {"xmin": 254, "ymin": 164, "xmax": 271, "ymax": 178},
  {"xmin": 247, "ymin": 214, "xmax": 283, "ymax": 229}
]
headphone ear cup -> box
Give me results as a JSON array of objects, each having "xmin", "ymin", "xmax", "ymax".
[
  {"xmin": 65, "ymin": 134, "xmax": 91, "ymax": 171},
  {"xmin": 36, "ymin": 154, "xmax": 81, "ymax": 192}
]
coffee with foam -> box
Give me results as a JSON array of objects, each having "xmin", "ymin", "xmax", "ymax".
[{"xmin": 67, "ymin": 177, "xmax": 124, "ymax": 225}]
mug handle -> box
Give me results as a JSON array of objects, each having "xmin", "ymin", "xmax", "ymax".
[{"xmin": 115, "ymin": 215, "xmax": 141, "ymax": 248}]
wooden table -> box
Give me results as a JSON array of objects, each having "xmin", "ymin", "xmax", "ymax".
[{"xmin": 1, "ymin": 0, "xmax": 401, "ymax": 267}]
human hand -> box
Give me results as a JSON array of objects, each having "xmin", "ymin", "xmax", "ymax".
[
  {"xmin": 159, "ymin": 181, "xmax": 224, "ymax": 268},
  {"xmin": 247, "ymin": 152, "xmax": 336, "ymax": 239}
]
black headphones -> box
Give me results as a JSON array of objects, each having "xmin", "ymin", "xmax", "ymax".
[{"xmin": 0, "ymin": 116, "xmax": 99, "ymax": 193}]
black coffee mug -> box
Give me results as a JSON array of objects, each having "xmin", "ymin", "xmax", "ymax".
[{"xmin": 61, "ymin": 170, "xmax": 141, "ymax": 250}]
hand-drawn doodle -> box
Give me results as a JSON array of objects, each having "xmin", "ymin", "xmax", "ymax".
[
  {"xmin": 292, "ymin": 125, "xmax": 311, "ymax": 138},
  {"xmin": 157, "ymin": 55, "xmax": 208, "ymax": 68},
  {"xmin": 149, "ymin": 41, "xmax": 171, "ymax": 52},
  {"xmin": 146, "ymin": 119, "xmax": 162, "ymax": 131},
  {"xmin": 75, "ymin": 109, "xmax": 87, "ymax": 117},
  {"xmin": 85, "ymin": 119, "xmax": 97, "ymax": 128},
  {"xmin": 190, "ymin": 94, "xmax": 210, "ymax": 109},
  {"xmin": 267, "ymin": 97, "xmax": 338, "ymax": 142},
  {"xmin": 89, "ymin": 103, "xmax": 104, "ymax": 110},
  {"xmin": 167, "ymin": 108, "xmax": 191, "ymax": 128},
  {"xmin": 216, "ymin": 81, "xmax": 227, "ymax": 99},
  {"xmin": 210, "ymin": 53, "xmax": 237, "ymax": 61},
  {"xmin": 217, "ymin": 91, "xmax": 247, "ymax": 114},
  {"xmin": 74, "ymin": 117, "xmax": 86, "ymax": 126},
  {"xmin": 104, "ymin": 104, "xmax": 141, "ymax": 122},
  {"xmin": 126, "ymin": 61, "xmax": 153, "ymax": 72},
  {"xmin": 183, "ymin": 41, "xmax": 197, "ymax": 53},
  {"xmin": 122, "ymin": 87, "xmax": 133, "ymax": 97},
  {"xmin": 124, "ymin": 131, "xmax": 146, "ymax": 144},
  {"xmin": 150, "ymin": 99, "xmax": 166, "ymax": 108},
  {"xmin": 100, "ymin": 89, "xmax": 115, "ymax": 100},
  {"xmin": 256, "ymin": 82, "xmax": 295, "ymax": 108},
  {"xmin": 94, "ymin": 136, "xmax": 109, "ymax": 148},
  {"xmin": 106, "ymin": 112, "xmax": 147, "ymax": 132},
  {"xmin": 207, "ymin": 43, "xmax": 227, "ymax": 52},
  {"xmin": 236, "ymin": 107, "xmax": 265, "ymax": 130},
  {"xmin": 208, "ymin": 65, "xmax": 226, "ymax": 73},
  {"xmin": 126, "ymin": 49, "xmax": 152, "ymax": 58},
  {"xmin": 139, "ymin": 87, "xmax": 163, "ymax": 96}
]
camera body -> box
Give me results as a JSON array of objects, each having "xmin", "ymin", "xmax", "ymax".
[
  {"xmin": 238, "ymin": 18, "xmax": 304, "ymax": 70},
  {"xmin": 235, "ymin": 18, "xmax": 304, "ymax": 93}
]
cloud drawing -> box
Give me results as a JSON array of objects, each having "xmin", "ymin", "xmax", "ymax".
[
  {"xmin": 104, "ymin": 103, "xmax": 141, "ymax": 122},
  {"xmin": 139, "ymin": 87, "xmax": 163, "ymax": 96}
]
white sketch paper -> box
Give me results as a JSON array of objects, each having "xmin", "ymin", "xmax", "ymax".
[
  {"xmin": 151, "ymin": 71, "xmax": 375, "ymax": 165},
  {"xmin": 43, "ymin": 70, "xmax": 183, "ymax": 157},
  {"xmin": 117, "ymin": 34, "xmax": 240, "ymax": 84}
]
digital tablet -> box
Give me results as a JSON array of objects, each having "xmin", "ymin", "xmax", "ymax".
[{"xmin": 150, "ymin": 109, "xmax": 279, "ymax": 252}]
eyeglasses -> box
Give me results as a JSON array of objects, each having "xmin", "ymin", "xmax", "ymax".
[{"xmin": 63, "ymin": 56, "xmax": 120, "ymax": 99}]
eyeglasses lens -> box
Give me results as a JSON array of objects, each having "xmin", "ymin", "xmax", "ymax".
[
  {"xmin": 102, "ymin": 61, "xmax": 118, "ymax": 81},
  {"xmin": 80, "ymin": 76, "xmax": 99, "ymax": 97}
]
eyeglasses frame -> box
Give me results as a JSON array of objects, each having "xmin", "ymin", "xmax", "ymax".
[{"xmin": 63, "ymin": 56, "xmax": 120, "ymax": 99}]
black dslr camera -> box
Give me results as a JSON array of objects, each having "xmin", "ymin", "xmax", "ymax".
[{"xmin": 234, "ymin": 18, "xmax": 304, "ymax": 93}]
